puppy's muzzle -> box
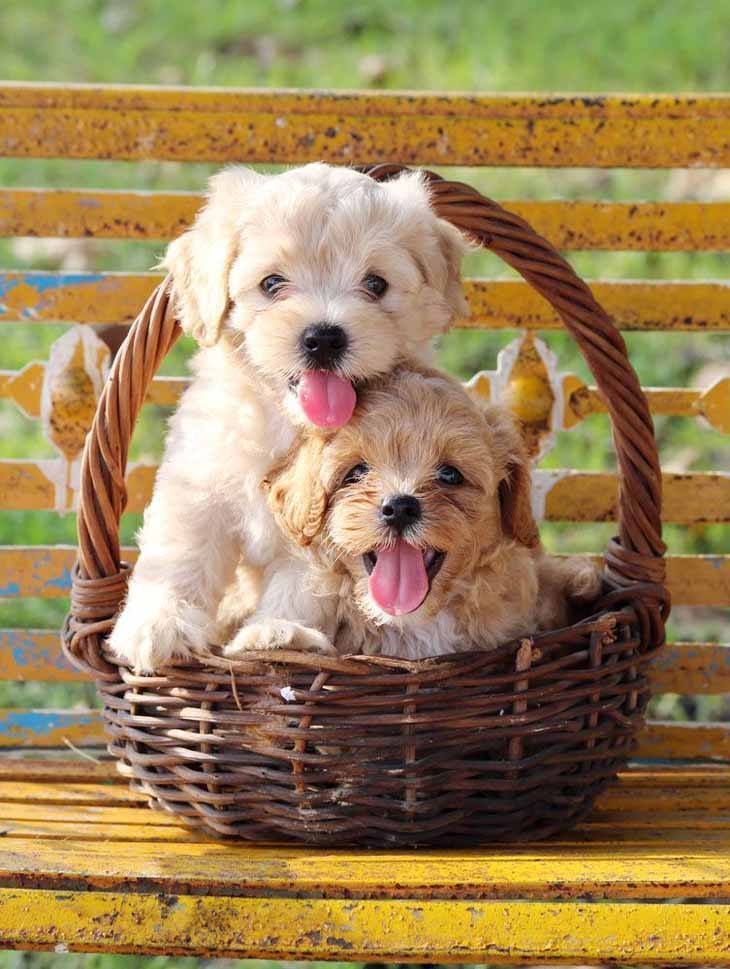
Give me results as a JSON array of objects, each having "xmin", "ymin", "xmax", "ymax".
[
  {"xmin": 380, "ymin": 494, "xmax": 422, "ymax": 534},
  {"xmin": 299, "ymin": 323, "xmax": 348, "ymax": 370}
]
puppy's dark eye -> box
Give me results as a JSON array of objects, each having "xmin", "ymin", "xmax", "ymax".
[
  {"xmin": 260, "ymin": 274, "xmax": 288, "ymax": 296},
  {"xmin": 437, "ymin": 464, "xmax": 464, "ymax": 486},
  {"xmin": 363, "ymin": 274, "xmax": 388, "ymax": 298},
  {"xmin": 342, "ymin": 463, "xmax": 369, "ymax": 486}
]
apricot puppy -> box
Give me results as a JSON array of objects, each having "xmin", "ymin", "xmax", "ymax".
[{"xmin": 227, "ymin": 366, "xmax": 602, "ymax": 660}]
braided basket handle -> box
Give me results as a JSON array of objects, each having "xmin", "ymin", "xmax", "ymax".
[{"xmin": 64, "ymin": 167, "xmax": 666, "ymax": 675}]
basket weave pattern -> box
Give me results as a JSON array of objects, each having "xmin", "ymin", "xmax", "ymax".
[{"xmin": 63, "ymin": 166, "xmax": 668, "ymax": 845}]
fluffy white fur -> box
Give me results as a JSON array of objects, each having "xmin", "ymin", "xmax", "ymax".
[{"xmin": 109, "ymin": 163, "xmax": 468, "ymax": 671}]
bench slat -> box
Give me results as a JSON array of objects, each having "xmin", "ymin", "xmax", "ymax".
[
  {"xmin": 641, "ymin": 722, "xmax": 730, "ymax": 761},
  {"xmin": 1, "ymin": 272, "xmax": 729, "ymax": 331},
  {"xmin": 0, "ymin": 781, "xmax": 135, "ymax": 805},
  {"xmin": 3, "ymin": 463, "xmax": 728, "ymax": 524},
  {"xmin": 2, "ymin": 547, "xmax": 727, "ymax": 606},
  {"xmin": 0, "ymin": 371, "xmax": 184, "ymax": 413},
  {"xmin": 1, "ymin": 85, "xmax": 729, "ymax": 168},
  {"xmin": 4, "ymin": 189, "xmax": 730, "ymax": 251},
  {"xmin": 0, "ymin": 802, "xmax": 176, "ymax": 824},
  {"xmin": 1, "ymin": 889, "xmax": 728, "ymax": 963},
  {"xmin": 0, "ymin": 629, "xmax": 727, "ymax": 693},
  {"xmin": 0, "ymin": 829, "xmax": 729, "ymax": 898},
  {"xmin": 0, "ymin": 760, "xmax": 118, "ymax": 782},
  {"xmin": 650, "ymin": 642, "xmax": 730, "ymax": 694},
  {"xmin": 0, "ymin": 710, "xmax": 100, "ymax": 748},
  {"xmin": 0, "ymin": 189, "xmax": 200, "ymax": 241},
  {"xmin": 0, "ymin": 629, "xmax": 84, "ymax": 681},
  {"xmin": 4, "ymin": 371, "xmax": 727, "ymax": 428}
]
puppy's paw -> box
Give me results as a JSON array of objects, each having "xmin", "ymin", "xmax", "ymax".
[
  {"xmin": 224, "ymin": 619, "xmax": 336, "ymax": 657},
  {"xmin": 108, "ymin": 584, "xmax": 214, "ymax": 673},
  {"xmin": 566, "ymin": 559, "xmax": 603, "ymax": 602}
]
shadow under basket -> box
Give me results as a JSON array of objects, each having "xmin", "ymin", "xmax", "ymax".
[{"xmin": 63, "ymin": 164, "xmax": 669, "ymax": 847}]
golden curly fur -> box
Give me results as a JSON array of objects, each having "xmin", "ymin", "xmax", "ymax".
[{"xmin": 225, "ymin": 365, "xmax": 602, "ymax": 660}]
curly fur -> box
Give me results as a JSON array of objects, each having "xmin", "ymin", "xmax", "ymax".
[
  {"xmin": 253, "ymin": 365, "xmax": 602, "ymax": 660},
  {"xmin": 108, "ymin": 163, "xmax": 469, "ymax": 671}
]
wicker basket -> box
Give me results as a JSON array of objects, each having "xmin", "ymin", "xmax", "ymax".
[{"xmin": 63, "ymin": 165, "xmax": 669, "ymax": 846}]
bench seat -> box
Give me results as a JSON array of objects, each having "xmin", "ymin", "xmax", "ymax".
[{"xmin": 0, "ymin": 759, "xmax": 728, "ymax": 963}]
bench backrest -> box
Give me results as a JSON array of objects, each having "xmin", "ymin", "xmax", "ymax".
[{"xmin": 0, "ymin": 84, "xmax": 728, "ymax": 760}]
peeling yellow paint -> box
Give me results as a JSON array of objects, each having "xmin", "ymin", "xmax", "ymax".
[
  {"xmin": 698, "ymin": 377, "xmax": 730, "ymax": 433},
  {"xmin": 0, "ymin": 547, "xmax": 724, "ymax": 604},
  {"xmin": 0, "ymin": 361, "xmax": 45, "ymax": 418},
  {"xmin": 1, "ymin": 826, "xmax": 730, "ymax": 896},
  {"xmin": 2, "ymin": 273, "xmax": 730, "ymax": 331},
  {"xmin": 5, "ymin": 190, "xmax": 730, "ymax": 250},
  {"xmin": 0, "ymin": 889, "xmax": 728, "ymax": 962},
  {"xmin": 1, "ymin": 86, "xmax": 730, "ymax": 167},
  {"xmin": 4, "ymin": 463, "xmax": 727, "ymax": 523}
]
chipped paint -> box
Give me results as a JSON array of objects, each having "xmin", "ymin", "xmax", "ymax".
[
  {"xmin": 1, "ymin": 86, "xmax": 730, "ymax": 167},
  {"xmin": 531, "ymin": 469, "xmax": 573, "ymax": 520},
  {"xmin": 41, "ymin": 568, "xmax": 72, "ymax": 593},
  {"xmin": 34, "ymin": 326, "xmax": 110, "ymax": 509},
  {"xmin": 0, "ymin": 889, "xmax": 728, "ymax": 961},
  {"xmin": 0, "ymin": 272, "xmax": 151, "ymax": 324},
  {"xmin": 699, "ymin": 377, "xmax": 730, "ymax": 434},
  {"xmin": 0, "ymin": 546, "xmax": 137, "ymax": 598},
  {"xmin": 0, "ymin": 629, "xmax": 82, "ymax": 681},
  {"xmin": 0, "ymin": 633, "xmax": 723, "ymax": 692},
  {"xmin": 0, "ymin": 709, "xmax": 102, "ymax": 747},
  {"xmin": 651, "ymin": 643, "xmax": 730, "ymax": 695},
  {"xmin": 6, "ymin": 190, "xmax": 730, "ymax": 249},
  {"xmin": 2, "ymin": 273, "xmax": 730, "ymax": 330}
]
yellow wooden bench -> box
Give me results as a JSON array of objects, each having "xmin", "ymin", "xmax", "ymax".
[{"xmin": 0, "ymin": 83, "xmax": 729, "ymax": 962}]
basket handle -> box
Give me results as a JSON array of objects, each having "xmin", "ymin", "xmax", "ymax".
[{"xmin": 64, "ymin": 168, "xmax": 666, "ymax": 676}]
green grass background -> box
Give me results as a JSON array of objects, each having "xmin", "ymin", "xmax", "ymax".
[{"xmin": 0, "ymin": 0, "xmax": 728, "ymax": 965}]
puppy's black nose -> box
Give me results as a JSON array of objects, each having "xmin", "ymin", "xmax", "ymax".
[
  {"xmin": 300, "ymin": 324, "xmax": 348, "ymax": 368},
  {"xmin": 381, "ymin": 494, "xmax": 422, "ymax": 533}
]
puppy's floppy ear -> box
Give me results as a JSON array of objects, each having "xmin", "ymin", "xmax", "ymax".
[
  {"xmin": 480, "ymin": 404, "xmax": 541, "ymax": 549},
  {"xmin": 163, "ymin": 166, "xmax": 262, "ymax": 347},
  {"xmin": 264, "ymin": 435, "xmax": 329, "ymax": 547},
  {"xmin": 433, "ymin": 216, "xmax": 471, "ymax": 321},
  {"xmin": 381, "ymin": 170, "xmax": 470, "ymax": 324}
]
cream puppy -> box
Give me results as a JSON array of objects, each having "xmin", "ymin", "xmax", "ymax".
[
  {"xmin": 109, "ymin": 164, "xmax": 468, "ymax": 671},
  {"xmin": 245, "ymin": 367, "xmax": 601, "ymax": 660}
]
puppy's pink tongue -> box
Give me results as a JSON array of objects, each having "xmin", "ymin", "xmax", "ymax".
[
  {"xmin": 369, "ymin": 539, "xmax": 429, "ymax": 616},
  {"xmin": 298, "ymin": 371, "xmax": 356, "ymax": 428}
]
